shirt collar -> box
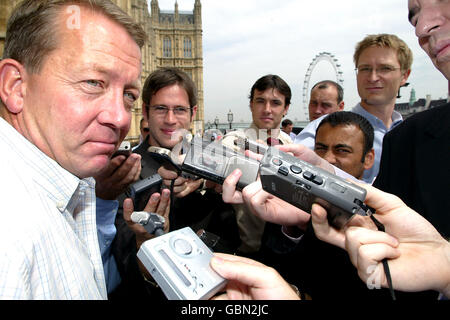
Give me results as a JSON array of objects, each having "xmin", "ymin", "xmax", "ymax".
[
  {"xmin": 353, "ymin": 103, "xmax": 403, "ymax": 131},
  {"xmin": 249, "ymin": 122, "xmax": 289, "ymax": 142},
  {"xmin": 0, "ymin": 117, "xmax": 88, "ymax": 214}
]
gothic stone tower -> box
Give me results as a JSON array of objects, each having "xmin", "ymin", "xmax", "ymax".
[{"xmin": 150, "ymin": 0, "xmax": 204, "ymax": 135}]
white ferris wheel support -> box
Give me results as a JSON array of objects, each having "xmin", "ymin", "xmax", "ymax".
[{"xmin": 302, "ymin": 52, "xmax": 344, "ymax": 120}]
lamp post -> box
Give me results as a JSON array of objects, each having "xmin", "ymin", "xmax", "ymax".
[
  {"xmin": 227, "ymin": 109, "xmax": 233, "ymax": 130},
  {"xmin": 214, "ymin": 116, "xmax": 219, "ymax": 129}
]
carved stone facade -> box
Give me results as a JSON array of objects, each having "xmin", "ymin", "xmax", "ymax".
[{"xmin": 0, "ymin": 0, "xmax": 204, "ymax": 143}]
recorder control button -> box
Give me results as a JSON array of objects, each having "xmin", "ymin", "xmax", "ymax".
[
  {"xmin": 303, "ymin": 171, "xmax": 314, "ymax": 181},
  {"xmin": 312, "ymin": 176, "xmax": 323, "ymax": 185},
  {"xmin": 173, "ymin": 239, "xmax": 193, "ymax": 255},
  {"xmin": 272, "ymin": 158, "xmax": 282, "ymax": 166},
  {"xmin": 330, "ymin": 182, "xmax": 346, "ymax": 193},
  {"xmin": 278, "ymin": 166, "xmax": 289, "ymax": 176},
  {"xmin": 290, "ymin": 165, "xmax": 302, "ymax": 174}
]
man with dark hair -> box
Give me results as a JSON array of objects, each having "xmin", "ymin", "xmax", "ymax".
[
  {"xmin": 102, "ymin": 67, "xmax": 239, "ymax": 300},
  {"xmin": 0, "ymin": 0, "xmax": 145, "ymax": 299},
  {"xmin": 220, "ymin": 74, "xmax": 293, "ymax": 256},
  {"xmin": 281, "ymin": 118, "xmax": 296, "ymax": 140},
  {"xmin": 308, "ymin": 80, "xmax": 345, "ymax": 121},
  {"xmin": 314, "ymin": 111, "xmax": 375, "ymax": 180}
]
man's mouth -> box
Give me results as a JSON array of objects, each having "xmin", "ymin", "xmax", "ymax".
[
  {"xmin": 161, "ymin": 129, "xmax": 175, "ymax": 135},
  {"xmin": 433, "ymin": 41, "xmax": 450, "ymax": 59}
]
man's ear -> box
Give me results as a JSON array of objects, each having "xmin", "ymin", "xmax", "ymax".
[
  {"xmin": 284, "ymin": 104, "xmax": 290, "ymax": 116},
  {"xmin": 190, "ymin": 105, "xmax": 198, "ymax": 121},
  {"xmin": 338, "ymin": 101, "xmax": 345, "ymax": 111},
  {"xmin": 400, "ymin": 69, "xmax": 411, "ymax": 86},
  {"xmin": 363, "ymin": 148, "xmax": 375, "ymax": 170},
  {"xmin": 142, "ymin": 103, "xmax": 149, "ymax": 122},
  {"xmin": 0, "ymin": 59, "xmax": 26, "ymax": 114}
]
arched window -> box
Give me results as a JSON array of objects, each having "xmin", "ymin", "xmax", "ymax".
[
  {"xmin": 163, "ymin": 37, "xmax": 172, "ymax": 57},
  {"xmin": 184, "ymin": 37, "xmax": 192, "ymax": 58}
]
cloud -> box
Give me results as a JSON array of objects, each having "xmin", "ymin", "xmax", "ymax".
[{"xmin": 155, "ymin": 0, "xmax": 448, "ymax": 123}]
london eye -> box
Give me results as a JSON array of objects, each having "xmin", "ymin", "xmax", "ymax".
[{"xmin": 302, "ymin": 52, "xmax": 344, "ymax": 120}]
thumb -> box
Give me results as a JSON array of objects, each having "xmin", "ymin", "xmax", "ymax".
[{"xmin": 123, "ymin": 198, "xmax": 135, "ymax": 223}]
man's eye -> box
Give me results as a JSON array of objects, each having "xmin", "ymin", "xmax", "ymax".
[
  {"xmin": 314, "ymin": 146, "xmax": 326, "ymax": 152},
  {"xmin": 85, "ymin": 79, "xmax": 102, "ymax": 87},
  {"xmin": 380, "ymin": 66, "xmax": 393, "ymax": 72},
  {"xmin": 174, "ymin": 107, "xmax": 188, "ymax": 113},
  {"xmin": 124, "ymin": 91, "xmax": 137, "ymax": 102},
  {"xmin": 359, "ymin": 67, "xmax": 371, "ymax": 72}
]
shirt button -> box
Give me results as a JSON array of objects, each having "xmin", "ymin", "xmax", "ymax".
[{"xmin": 56, "ymin": 200, "xmax": 65, "ymax": 211}]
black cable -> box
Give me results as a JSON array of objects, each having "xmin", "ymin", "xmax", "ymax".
[
  {"xmin": 168, "ymin": 178, "xmax": 176, "ymax": 230},
  {"xmin": 370, "ymin": 214, "xmax": 396, "ymax": 300}
]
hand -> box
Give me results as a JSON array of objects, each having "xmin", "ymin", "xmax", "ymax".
[
  {"xmin": 210, "ymin": 253, "xmax": 300, "ymax": 300},
  {"xmin": 122, "ymin": 189, "xmax": 171, "ymax": 250},
  {"xmin": 158, "ymin": 164, "xmax": 203, "ymax": 198},
  {"xmin": 123, "ymin": 188, "xmax": 171, "ymax": 281},
  {"xmin": 313, "ymin": 183, "xmax": 450, "ymax": 296},
  {"xmin": 94, "ymin": 153, "xmax": 141, "ymax": 200},
  {"xmin": 277, "ymin": 144, "xmax": 335, "ymax": 173},
  {"xmin": 222, "ymin": 169, "xmax": 311, "ymax": 230}
]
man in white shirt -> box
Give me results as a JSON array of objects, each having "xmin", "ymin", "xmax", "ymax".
[
  {"xmin": 0, "ymin": 0, "xmax": 145, "ymax": 299},
  {"xmin": 308, "ymin": 80, "xmax": 345, "ymax": 121},
  {"xmin": 295, "ymin": 34, "xmax": 412, "ymax": 183}
]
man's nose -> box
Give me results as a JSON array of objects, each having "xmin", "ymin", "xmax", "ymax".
[
  {"xmin": 415, "ymin": 5, "xmax": 445, "ymax": 38},
  {"xmin": 323, "ymin": 151, "xmax": 336, "ymax": 164},
  {"xmin": 98, "ymin": 93, "xmax": 131, "ymax": 130},
  {"xmin": 164, "ymin": 108, "xmax": 177, "ymax": 123}
]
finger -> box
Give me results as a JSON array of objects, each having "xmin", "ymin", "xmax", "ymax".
[
  {"xmin": 244, "ymin": 150, "xmax": 263, "ymax": 161},
  {"xmin": 96, "ymin": 155, "xmax": 126, "ymax": 179},
  {"xmin": 158, "ymin": 164, "xmax": 180, "ymax": 180},
  {"xmin": 222, "ymin": 169, "xmax": 243, "ymax": 203},
  {"xmin": 176, "ymin": 179, "xmax": 203, "ymax": 198},
  {"xmin": 133, "ymin": 161, "xmax": 142, "ymax": 181},
  {"xmin": 357, "ymin": 243, "xmax": 401, "ymax": 285},
  {"xmin": 345, "ymin": 226, "xmax": 399, "ymax": 267},
  {"xmin": 213, "ymin": 253, "xmax": 266, "ymax": 267},
  {"xmin": 143, "ymin": 192, "xmax": 161, "ymax": 213},
  {"xmin": 311, "ymin": 203, "xmax": 346, "ymax": 249},
  {"xmin": 352, "ymin": 182, "xmax": 405, "ymax": 214},
  {"xmin": 163, "ymin": 176, "xmax": 186, "ymax": 189},
  {"xmin": 210, "ymin": 256, "xmax": 269, "ymax": 286},
  {"xmin": 155, "ymin": 189, "xmax": 171, "ymax": 217},
  {"xmin": 116, "ymin": 155, "xmax": 141, "ymax": 183},
  {"xmin": 123, "ymin": 198, "xmax": 135, "ymax": 223}
]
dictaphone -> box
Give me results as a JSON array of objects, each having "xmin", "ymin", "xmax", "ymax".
[{"xmin": 136, "ymin": 227, "xmax": 227, "ymax": 300}]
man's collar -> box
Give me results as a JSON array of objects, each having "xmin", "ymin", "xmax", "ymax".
[{"xmin": 353, "ymin": 103, "xmax": 403, "ymax": 130}]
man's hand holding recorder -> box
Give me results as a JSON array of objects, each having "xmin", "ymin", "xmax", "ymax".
[{"xmin": 135, "ymin": 134, "xmax": 382, "ymax": 300}]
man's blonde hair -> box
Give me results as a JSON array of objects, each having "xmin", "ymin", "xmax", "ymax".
[{"xmin": 353, "ymin": 34, "xmax": 413, "ymax": 72}]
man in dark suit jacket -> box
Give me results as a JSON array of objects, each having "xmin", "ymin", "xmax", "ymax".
[
  {"xmin": 373, "ymin": 103, "xmax": 450, "ymax": 239},
  {"xmin": 107, "ymin": 67, "xmax": 240, "ymax": 300}
]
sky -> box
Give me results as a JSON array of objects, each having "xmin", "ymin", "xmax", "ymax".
[{"xmin": 153, "ymin": 0, "xmax": 449, "ymax": 124}]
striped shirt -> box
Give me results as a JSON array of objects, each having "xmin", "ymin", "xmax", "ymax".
[{"xmin": 0, "ymin": 118, "xmax": 106, "ymax": 299}]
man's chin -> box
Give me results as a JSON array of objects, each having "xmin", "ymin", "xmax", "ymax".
[{"xmin": 76, "ymin": 156, "xmax": 110, "ymax": 179}]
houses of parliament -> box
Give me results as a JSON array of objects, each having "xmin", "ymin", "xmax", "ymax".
[{"xmin": 0, "ymin": 0, "xmax": 204, "ymax": 143}]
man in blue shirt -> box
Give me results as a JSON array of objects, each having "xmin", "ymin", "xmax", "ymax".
[{"xmin": 294, "ymin": 33, "xmax": 412, "ymax": 184}]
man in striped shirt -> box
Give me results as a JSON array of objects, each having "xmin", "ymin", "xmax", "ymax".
[{"xmin": 0, "ymin": 0, "xmax": 145, "ymax": 299}]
